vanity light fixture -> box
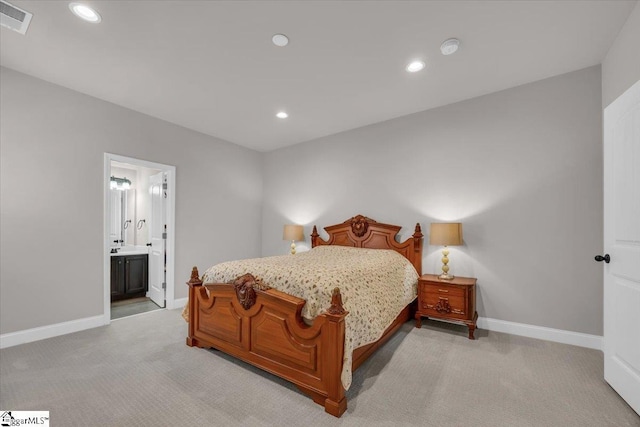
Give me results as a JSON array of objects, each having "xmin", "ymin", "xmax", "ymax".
[
  {"xmin": 69, "ymin": 2, "xmax": 101, "ymax": 23},
  {"xmin": 276, "ymin": 111, "xmax": 289, "ymax": 119},
  {"xmin": 440, "ymin": 38, "xmax": 460, "ymax": 55},
  {"xmin": 272, "ymin": 34, "xmax": 289, "ymax": 47},
  {"xmin": 406, "ymin": 60, "xmax": 426, "ymax": 73},
  {"xmin": 110, "ymin": 176, "xmax": 131, "ymax": 191}
]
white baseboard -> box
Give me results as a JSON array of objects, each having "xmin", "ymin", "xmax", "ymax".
[
  {"xmin": 0, "ymin": 315, "xmax": 107, "ymax": 349},
  {"xmin": 478, "ymin": 317, "xmax": 603, "ymax": 351},
  {"xmin": 0, "ymin": 297, "xmax": 188, "ymax": 349},
  {"xmin": 0, "ymin": 310, "xmax": 603, "ymax": 352},
  {"xmin": 169, "ymin": 297, "xmax": 188, "ymax": 310}
]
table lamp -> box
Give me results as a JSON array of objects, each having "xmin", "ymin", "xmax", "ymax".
[
  {"xmin": 283, "ymin": 224, "xmax": 304, "ymax": 255},
  {"xmin": 430, "ymin": 223, "xmax": 463, "ymax": 280}
]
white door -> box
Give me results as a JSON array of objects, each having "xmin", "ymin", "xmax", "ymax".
[
  {"xmin": 148, "ymin": 172, "xmax": 166, "ymax": 308},
  {"xmin": 603, "ymin": 79, "xmax": 640, "ymax": 416}
]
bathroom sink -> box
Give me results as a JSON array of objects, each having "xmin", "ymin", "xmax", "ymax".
[{"xmin": 110, "ymin": 246, "xmax": 149, "ymax": 256}]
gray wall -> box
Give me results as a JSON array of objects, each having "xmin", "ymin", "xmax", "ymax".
[
  {"xmin": 1, "ymin": 61, "xmax": 612, "ymax": 338},
  {"xmin": 0, "ymin": 67, "xmax": 263, "ymax": 334},
  {"xmin": 602, "ymin": 0, "xmax": 640, "ymax": 107},
  {"xmin": 262, "ymin": 66, "xmax": 603, "ymax": 336}
]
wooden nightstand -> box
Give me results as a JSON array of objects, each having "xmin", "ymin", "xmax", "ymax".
[{"xmin": 415, "ymin": 274, "xmax": 478, "ymax": 339}]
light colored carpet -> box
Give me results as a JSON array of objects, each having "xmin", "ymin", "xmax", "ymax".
[{"xmin": 1, "ymin": 309, "xmax": 638, "ymax": 426}]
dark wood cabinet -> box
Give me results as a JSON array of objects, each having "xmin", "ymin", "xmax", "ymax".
[
  {"xmin": 415, "ymin": 274, "xmax": 478, "ymax": 339},
  {"xmin": 110, "ymin": 254, "xmax": 148, "ymax": 301},
  {"xmin": 111, "ymin": 256, "xmax": 126, "ymax": 297}
]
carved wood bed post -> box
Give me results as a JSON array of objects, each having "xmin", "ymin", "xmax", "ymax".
[
  {"xmin": 322, "ymin": 288, "xmax": 348, "ymax": 417},
  {"xmin": 311, "ymin": 225, "xmax": 319, "ymax": 248},
  {"xmin": 186, "ymin": 266, "xmax": 202, "ymax": 347},
  {"xmin": 413, "ymin": 223, "xmax": 424, "ymax": 275}
]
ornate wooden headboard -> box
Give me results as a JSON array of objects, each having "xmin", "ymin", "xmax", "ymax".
[{"xmin": 311, "ymin": 215, "xmax": 423, "ymax": 275}]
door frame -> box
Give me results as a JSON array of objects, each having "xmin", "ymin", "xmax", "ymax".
[{"xmin": 103, "ymin": 153, "xmax": 177, "ymax": 324}]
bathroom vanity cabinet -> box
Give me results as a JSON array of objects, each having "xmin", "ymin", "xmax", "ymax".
[{"xmin": 111, "ymin": 254, "xmax": 148, "ymax": 301}]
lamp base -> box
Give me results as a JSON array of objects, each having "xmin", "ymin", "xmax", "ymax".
[
  {"xmin": 438, "ymin": 247, "xmax": 453, "ymax": 280},
  {"xmin": 290, "ymin": 241, "xmax": 296, "ymax": 255}
]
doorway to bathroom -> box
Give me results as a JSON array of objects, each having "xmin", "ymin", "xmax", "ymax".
[{"xmin": 103, "ymin": 154, "xmax": 176, "ymax": 322}]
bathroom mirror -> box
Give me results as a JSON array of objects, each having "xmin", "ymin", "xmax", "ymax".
[{"xmin": 110, "ymin": 188, "xmax": 132, "ymax": 246}]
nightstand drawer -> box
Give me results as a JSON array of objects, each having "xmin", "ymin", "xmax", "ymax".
[
  {"xmin": 421, "ymin": 283, "xmax": 466, "ymax": 298},
  {"xmin": 421, "ymin": 294, "xmax": 467, "ymax": 319}
]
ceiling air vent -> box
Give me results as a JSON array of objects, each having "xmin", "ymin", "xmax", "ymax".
[{"xmin": 0, "ymin": 0, "xmax": 32, "ymax": 35}]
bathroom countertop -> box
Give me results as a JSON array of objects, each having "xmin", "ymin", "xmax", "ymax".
[{"xmin": 110, "ymin": 246, "xmax": 149, "ymax": 257}]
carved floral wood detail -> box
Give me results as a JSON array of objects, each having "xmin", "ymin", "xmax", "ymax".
[
  {"xmin": 433, "ymin": 298, "xmax": 452, "ymax": 314},
  {"xmin": 427, "ymin": 300, "xmax": 465, "ymax": 316},
  {"xmin": 427, "ymin": 298, "xmax": 464, "ymax": 315},
  {"xmin": 232, "ymin": 273, "xmax": 270, "ymax": 310},
  {"xmin": 350, "ymin": 215, "xmax": 375, "ymax": 237}
]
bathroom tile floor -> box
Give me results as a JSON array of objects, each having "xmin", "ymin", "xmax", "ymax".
[{"xmin": 111, "ymin": 297, "xmax": 163, "ymax": 320}]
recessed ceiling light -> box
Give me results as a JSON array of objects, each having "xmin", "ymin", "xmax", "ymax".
[
  {"xmin": 69, "ymin": 3, "xmax": 101, "ymax": 23},
  {"xmin": 276, "ymin": 111, "xmax": 288, "ymax": 119},
  {"xmin": 440, "ymin": 38, "xmax": 460, "ymax": 55},
  {"xmin": 406, "ymin": 60, "xmax": 426, "ymax": 73},
  {"xmin": 272, "ymin": 34, "xmax": 289, "ymax": 47}
]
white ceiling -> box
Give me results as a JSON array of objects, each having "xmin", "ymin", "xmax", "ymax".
[{"xmin": 1, "ymin": 1, "xmax": 636, "ymax": 151}]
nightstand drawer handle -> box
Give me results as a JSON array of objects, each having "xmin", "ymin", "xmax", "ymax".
[{"xmin": 438, "ymin": 289, "xmax": 449, "ymax": 293}]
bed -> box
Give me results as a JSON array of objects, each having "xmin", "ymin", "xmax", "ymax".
[{"xmin": 185, "ymin": 215, "xmax": 423, "ymax": 417}]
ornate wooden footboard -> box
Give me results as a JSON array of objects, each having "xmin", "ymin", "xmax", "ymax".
[
  {"xmin": 186, "ymin": 267, "xmax": 349, "ymax": 416},
  {"xmin": 186, "ymin": 215, "xmax": 423, "ymax": 417}
]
